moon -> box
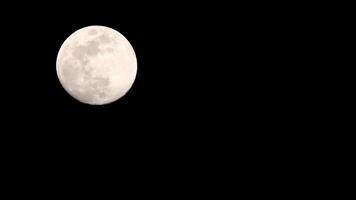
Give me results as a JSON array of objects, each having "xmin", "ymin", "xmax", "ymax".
[{"xmin": 56, "ymin": 25, "xmax": 137, "ymax": 105}]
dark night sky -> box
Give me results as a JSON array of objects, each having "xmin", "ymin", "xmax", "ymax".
[
  {"xmin": 0, "ymin": 1, "xmax": 314, "ymax": 168},
  {"xmin": 0, "ymin": 2, "xmax": 225, "ymax": 145},
  {"xmin": 0, "ymin": 2, "xmax": 330, "ymax": 195},
  {"xmin": 2, "ymin": 3, "xmax": 238, "ymax": 120}
]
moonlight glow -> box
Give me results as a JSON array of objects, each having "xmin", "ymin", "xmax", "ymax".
[{"xmin": 56, "ymin": 25, "xmax": 137, "ymax": 105}]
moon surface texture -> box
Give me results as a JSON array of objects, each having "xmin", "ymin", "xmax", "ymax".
[{"xmin": 56, "ymin": 26, "xmax": 137, "ymax": 105}]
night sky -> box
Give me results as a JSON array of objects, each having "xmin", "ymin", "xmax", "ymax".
[
  {"xmin": 0, "ymin": 2, "xmax": 235, "ymax": 151},
  {"xmin": 0, "ymin": 2, "xmax": 313, "ymax": 187}
]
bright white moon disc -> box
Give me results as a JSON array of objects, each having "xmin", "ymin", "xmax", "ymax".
[{"xmin": 56, "ymin": 25, "xmax": 137, "ymax": 105}]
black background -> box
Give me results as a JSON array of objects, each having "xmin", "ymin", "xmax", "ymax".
[
  {"xmin": 0, "ymin": 1, "xmax": 320, "ymax": 191},
  {"xmin": 0, "ymin": 3, "xmax": 307, "ymax": 150},
  {"xmin": 2, "ymin": 2, "xmax": 244, "ymax": 135}
]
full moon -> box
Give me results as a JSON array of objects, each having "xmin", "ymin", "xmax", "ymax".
[{"xmin": 56, "ymin": 25, "xmax": 137, "ymax": 105}]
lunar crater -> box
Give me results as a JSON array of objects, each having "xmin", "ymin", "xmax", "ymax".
[
  {"xmin": 98, "ymin": 34, "xmax": 112, "ymax": 44},
  {"xmin": 88, "ymin": 29, "xmax": 98, "ymax": 35}
]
